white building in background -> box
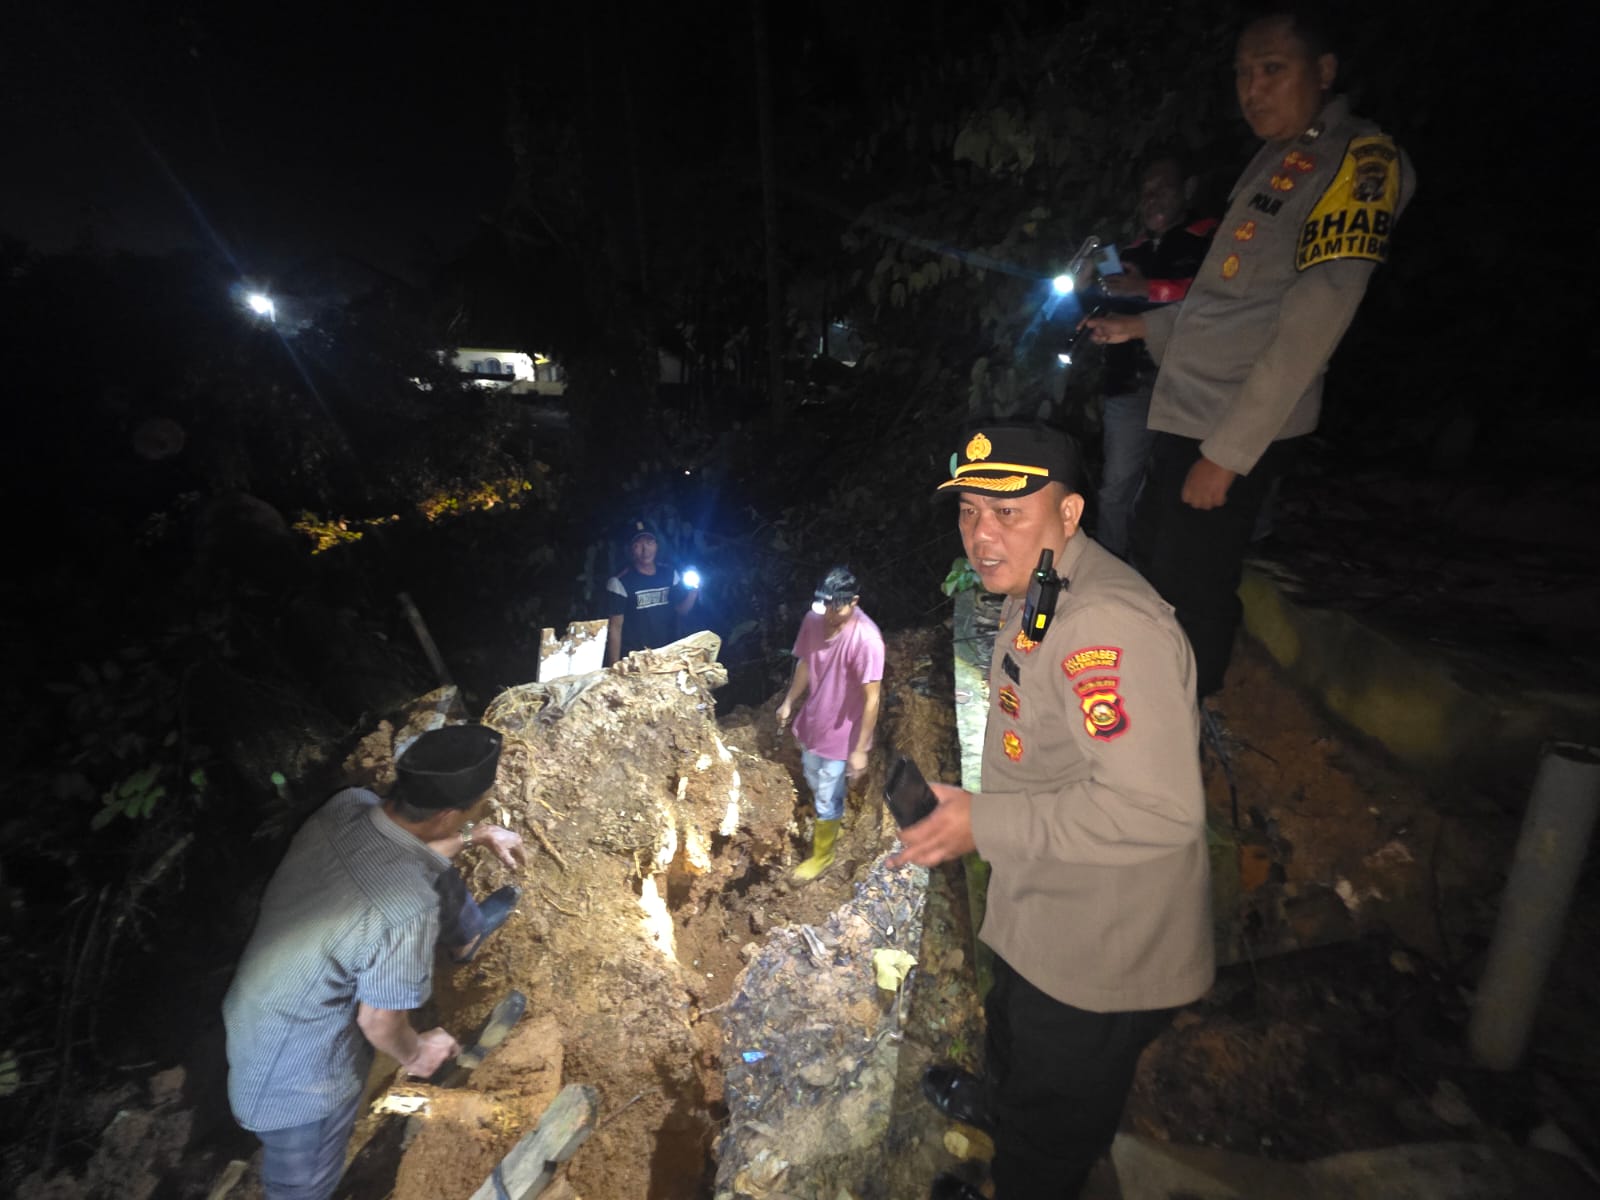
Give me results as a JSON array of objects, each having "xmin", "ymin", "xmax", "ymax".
[{"xmin": 448, "ymin": 347, "xmax": 567, "ymax": 396}]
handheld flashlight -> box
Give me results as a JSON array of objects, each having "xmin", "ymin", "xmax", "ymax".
[{"xmin": 682, "ymin": 568, "xmax": 701, "ymax": 590}]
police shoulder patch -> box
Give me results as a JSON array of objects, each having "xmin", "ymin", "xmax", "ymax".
[
  {"xmin": 1061, "ymin": 646, "xmax": 1122, "ymax": 678},
  {"xmin": 1077, "ymin": 680, "xmax": 1130, "ymax": 742},
  {"xmin": 1296, "ymin": 135, "xmax": 1401, "ymax": 272}
]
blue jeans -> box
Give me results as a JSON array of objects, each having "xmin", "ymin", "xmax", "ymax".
[
  {"xmin": 1097, "ymin": 390, "xmax": 1155, "ymax": 560},
  {"xmin": 800, "ymin": 749, "xmax": 847, "ymax": 822},
  {"xmin": 434, "ymin": 867, "xmax": 487, "ymax": 952},
  {"xmin": 256, "ymin": 1090, "xmax": 361, "ymax": 1200}
]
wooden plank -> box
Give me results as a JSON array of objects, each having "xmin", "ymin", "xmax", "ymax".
[{"xmin": 469, "ymin": 1084, "xmax": 599, "ymax": 1200}]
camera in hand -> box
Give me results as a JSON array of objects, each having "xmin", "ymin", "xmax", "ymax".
[{"xmin": 884, "ymin": 754, "xmax": 938, "ymax": 829}]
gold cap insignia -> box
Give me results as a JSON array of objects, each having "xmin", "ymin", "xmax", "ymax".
[{"xmin": 965, "ymin": 432, "xmax": 992, "ymax": 462}]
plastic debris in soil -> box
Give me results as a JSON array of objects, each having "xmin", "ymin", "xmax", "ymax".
[{"xmin": 715, "ymin": 853, "xmax": 929, "ymax": 1199}]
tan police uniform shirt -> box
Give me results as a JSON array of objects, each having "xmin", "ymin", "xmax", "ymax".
[
  {"xmin": 1142, "ymin": 95, "xmax": 1417, "ymax": 476},
  {"xmin": 970, "ymin": 532, "xmax": 1214, "ymax": 1012}
]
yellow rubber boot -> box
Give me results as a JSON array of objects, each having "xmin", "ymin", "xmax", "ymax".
[{"xmin": 793, "ymin": 818, "xmax": 841, "ymax": 882}]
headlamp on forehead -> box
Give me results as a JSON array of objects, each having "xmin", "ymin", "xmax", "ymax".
[
  {"xmin": 812, "ymin": 588, "xmax": 856, "ymax": 615},
  {"xmin": 812, "ymin": 566, "xmax": 859, "ymax": 615}
]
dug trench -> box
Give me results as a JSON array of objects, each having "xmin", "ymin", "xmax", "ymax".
[
  {"xmin": 19, "ymin": 623, "xmax": 1600, "ymax": 1199},
  {"xmin": 333, "ymin": 624, "xmax": 969, "ymax": 1200}
]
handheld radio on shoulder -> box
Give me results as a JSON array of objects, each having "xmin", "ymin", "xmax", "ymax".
[{"xmin": 1022, "ymin": 549, "xmax": 1063, "ymax": 641}]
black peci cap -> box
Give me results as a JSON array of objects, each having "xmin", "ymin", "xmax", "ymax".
[{"xmin": 395, "ymin": 724, "xmax": 503, "ymax": 810}]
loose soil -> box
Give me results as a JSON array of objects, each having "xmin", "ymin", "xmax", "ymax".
[{"xmin": 17, "ymin": 623, "xmax": 1600, "ymax": 1200}]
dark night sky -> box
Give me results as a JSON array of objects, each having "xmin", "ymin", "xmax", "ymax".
[
  {"xmin": 2, "ymin": 2, "xmax": 642, "ymax": 273},
  {"xmin": 7, "ymin": 0, "xmax": 1593, "ymax": 310},
  {"xmin": 2, "ymin": 0, "xmax": 978, "ymax": 277}
]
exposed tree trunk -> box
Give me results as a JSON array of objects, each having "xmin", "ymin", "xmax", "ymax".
[{"xmin": 751, "ymin": 0, "xmax": 786, "ymax": 426}]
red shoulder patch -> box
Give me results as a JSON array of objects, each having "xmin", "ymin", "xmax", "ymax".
[
  {"xmin": 1078, "ymin": 684, "xmax": 1131, "ymax": 742},
  {"xmin": 1061, "ymin": 646, "xmax": 1122, "ymax": 678}
]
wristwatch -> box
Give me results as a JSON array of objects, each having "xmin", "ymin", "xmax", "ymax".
[{"xmin": 459, "ymin": 821, "xmax": 478, "ymax": 846}]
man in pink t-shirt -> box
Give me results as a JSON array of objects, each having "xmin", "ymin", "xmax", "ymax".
[{"xmin": 776, "ymin": 567, "xmax": 885, "ymax": 881}]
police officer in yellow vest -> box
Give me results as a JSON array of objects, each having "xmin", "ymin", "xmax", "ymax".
[
  {"xmin": 1087, "ymin": 4, "xmax": 1416, "ymax": 698},
  {"xmin": 895, "ymin": 424, "xmax": 1212, "ymax": 1200}
]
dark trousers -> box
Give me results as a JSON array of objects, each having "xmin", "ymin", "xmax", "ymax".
[
  {"xmin": 986, "ymin": 956, "xmax": 1173, "ymax": 1199},
  {"xmin": 1131, "ymin": 433, "xmax": 1301, "ymax": 698}
]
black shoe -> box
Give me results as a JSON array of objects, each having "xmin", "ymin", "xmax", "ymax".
[
  {"xmin": 921, "ymin": 1064, "xmax": 996, "ymax": 1133},
  {"xmin": 451, "ymin": 885, "xmax": 521, "ymax": 964},
  {"xmin": 930, "ymin": 1172, "xmax": 986, "ymax": 1200}
]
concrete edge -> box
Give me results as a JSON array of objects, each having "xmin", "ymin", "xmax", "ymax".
[{"xmin": 1238, "ymin": 566, "xmax": 1600, "ymax": 784}]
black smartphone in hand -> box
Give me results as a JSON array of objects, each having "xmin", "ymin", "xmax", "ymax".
[{"xmin": 884, "ymin": 754, "xmax": 938, "ymax": 829}]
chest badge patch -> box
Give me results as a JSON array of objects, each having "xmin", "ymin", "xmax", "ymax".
[
  {"xmin": 1234, "ymin": 220, "xmax": 1257, "ymax": 242},
  {"xmin": 1078, "ymin": 685, "xmax": 1130, "ymax": 742},
  {"xmin": 1269, "ymin": 173, "xmax": 1296, "ymax": 192},
  {"xmin": 1002, "ymin": 730, "xmax": 1024, "ymax": 761},
  {"xmin": 1221, "ymin": 254, "xmax": 1241, "ymax": 280},
  {"xmin": 998, "ymin": 685, "xmax": 1021, "ymax": 718},
  {"xmin": 1062, "ymin": 646, "xmax": 1122, "ymax": 677},
  {"xmin": 1013, "ymin": 628, "xmax": 1040, "ymax": 655},
  {"xmin": 1282, "ymin": 150, "xmax": 1317, "ymax": 173}
]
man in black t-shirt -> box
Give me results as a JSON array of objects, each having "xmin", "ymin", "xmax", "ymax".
[{"xmin": 604, "ymin": 519, "xmax": 699, "ymax": 664}]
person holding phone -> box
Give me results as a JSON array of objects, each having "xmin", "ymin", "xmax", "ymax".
[
  {"xmin": 1093, "ymin": 153, "xmax": 1218, "ymax": 560},
  {"xmin": 894, "ymin": 424, "xmax": 1211, "ymax": 1200},
  {"xmin": 775, "ymin": 566, "xmax": 884, "ymax": 881}
]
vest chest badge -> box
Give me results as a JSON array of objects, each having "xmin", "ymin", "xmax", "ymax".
[
  {"xmin": 1012, "ymin": 628, "xmax": 1040, "ymax": 655},
  {"xmin": 998, "ymin": 685, "xmax": 1021, "ymax": 718},
  {"xmin": 1221, "ymin": 254, "xmax": 1241, "ymax": 280},
  {"xmin": 1234, "ymin": 220, "xmax": 1257, "ymax": 242},
  {"xmin": 1002, "ymin": 730, "xmax": 1024, "ymax": 761}
]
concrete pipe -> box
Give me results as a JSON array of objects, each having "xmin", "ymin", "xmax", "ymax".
[{"xmin": 1469, "ymin": 743, "xmax": 1600, "ymax": 1071}]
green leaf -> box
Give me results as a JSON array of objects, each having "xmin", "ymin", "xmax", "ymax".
[{"xmin": 117, "ymin": 766, "xmax": 159, "ymax": 799}]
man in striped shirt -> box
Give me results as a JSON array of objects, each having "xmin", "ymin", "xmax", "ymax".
[{"xmin": 223, "ymin": 725, "xmax": 524, "ymax": 1200}]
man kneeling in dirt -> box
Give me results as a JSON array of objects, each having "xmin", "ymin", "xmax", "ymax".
[
  {"xmin": 894, "ymin": 425, "xmax": 1213, "ymax": 1200},
  {"xmin": 223, "ymin": 724, "xmax": 526, "ymax": 1200},
  {"xmin": 775, "ymin": 566, "xmax": 884, "ymax": 881}
]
